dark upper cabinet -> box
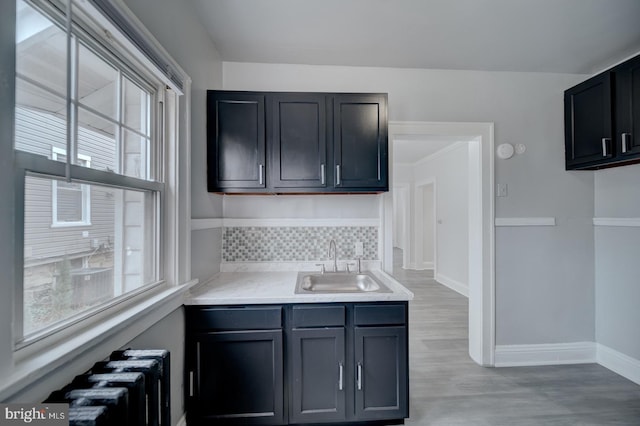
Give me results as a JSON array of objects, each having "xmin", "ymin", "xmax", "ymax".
[
  {"xmin": 564, "ymin": 53, "xmax": 640, "ymax": 170},
  {"xmin": 333, "ymin": 94, "xmax": 388, "ymax": 190},
  {"xmin": 564, "ymin": 73, "xmax": 614, "ymax": 169},
  {"xmin": 614, "ymin": 55, "xmax": 640, "ymax": 159},
  {"xmin": 207, "ymin": 91, "xmax": 266, "ymax": 190},
  {"xmin": 269, "ymin": 93, "xmax": 328, "ymax": 189},
  {"xmin": 207, "ymin": 91, "xmax": 388, "ymax": 193}
]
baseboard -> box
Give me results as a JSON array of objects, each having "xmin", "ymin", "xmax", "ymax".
[
  {"xmin": 176, "ymin": 413, "xmax": 187, "ymax": 426},
  {"xmin": 435, "ymin": 273, "xmax": 468, "ymax": 297},
  {"xmin": 494, "ymin": 342, "xmax": 596, "ymax": 367},
  {"xmin": 597, "ymin": 343, "xmax": 640, "ymax": 386}
]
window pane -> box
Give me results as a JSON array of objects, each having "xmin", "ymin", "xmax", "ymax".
[
  {"xmin": 78, "ymin": 107, "xmax": 117, "ymax": 171},
  {"xmin": 123, "ymin": 129, "xmax": 149, "ymax": 179},
  {"xmin": 55, "ymin": 181, "xmax": 86, "ymax": 223},
  {"xmin": 123, "ymin": 78, "xmax": 150, "ymax": 136},
  {"xmin": 16, "ymin": 0, "xmax": 67, "ymax": 96},
  {"xmin": 15, "ymin": 96, "xmax": 67, "ymax": 159},
  {"xmin": 24, "ymin": 175, "xmax": 158, "ymax": 336},
  {"xmin": 77, "ymin": 43, "xmax": 118, "ymax": 119}
]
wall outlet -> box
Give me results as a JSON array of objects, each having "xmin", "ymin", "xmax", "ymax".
[{"xmin": 355, "ymin": 241, "xmax": 364, "ymax": 256}]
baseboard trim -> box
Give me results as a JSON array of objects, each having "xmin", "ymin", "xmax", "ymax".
[
  {"xmin": 597, "ymin": 344, "xmax": 640, "ymax": 386},
  {"xmin": 176, "ymin": 413, "xmax": 187, "ymax": 426},
  {"xmin": 494, "ymin": 342, "xmax": 596, "ymax": 367},
  {"xmin": 435, "ymin": 273, "xmax": 468, "ymax": 297}
]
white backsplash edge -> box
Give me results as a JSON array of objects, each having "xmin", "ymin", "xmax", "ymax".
[{"xmin": 220, "ymin": 260, "xmax": 382, "ymax": 272}]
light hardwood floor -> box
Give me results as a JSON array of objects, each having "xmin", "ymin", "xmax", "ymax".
[{"xmin": 391, "ymin": 249, "xmax": 640, "ymax": 426}]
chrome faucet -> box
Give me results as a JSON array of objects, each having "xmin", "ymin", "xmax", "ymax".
[{"xmin": 328, "ymin": 239, "xmax": 338, "ymax": 272}]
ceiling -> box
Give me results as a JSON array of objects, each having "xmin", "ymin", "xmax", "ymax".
[{"xmin": 189, "ymin": 0, "xmax": 640, "ymax": 75}]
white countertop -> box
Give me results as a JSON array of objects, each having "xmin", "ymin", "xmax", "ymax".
[{"xmin": 187, "ymin": 269, "xmax": 414, "ymax": 305}]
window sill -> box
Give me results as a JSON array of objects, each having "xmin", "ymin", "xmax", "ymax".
[{"xmin": 0, "ymin": 279, "xmax": 198, "ymax": 402}]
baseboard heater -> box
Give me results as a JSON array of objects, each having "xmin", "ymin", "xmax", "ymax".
[{"xmin": 44, "ymin": 349, "xmax": 170, "ymax": 426}]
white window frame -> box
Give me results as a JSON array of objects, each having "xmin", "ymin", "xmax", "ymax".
[
  {"xmin": 51, "ymin": 147, "xmax": 91, "ymax": 227},
  {"xmin": 12, "ymin": 0, "xmax": 187, "ymax": 352}
]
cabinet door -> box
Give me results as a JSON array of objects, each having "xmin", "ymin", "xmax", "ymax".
[
  {"xmin": 192, "ymin": 330, "xmax": 284, "ymax": 424},
  {"xmin": 269, "ymin": 93, "xmax": 328, "ymax": 189},
  {"xmin": 564, "ymin": 73, "xmax": 614, "ymax": 169},
  {"xmin": 615, "ymin": 56, "xmax": 640, "ymax": 158},
  {"xmin": 354, "ymin": 326, "xmax": 408, "ymax": 421},
  {"xmin": 290, "ymin": 327, "xmax": 346, "ymax": 423},
  {"xmin": 207, "ymin": 91, "xmax": 266, "ymax": 190},
  {"xmin": 333, "ymin": 94, "xmax": 388, "ymax": 190}
]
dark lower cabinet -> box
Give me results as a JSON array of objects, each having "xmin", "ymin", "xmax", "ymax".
[
  {"xmin": 191, "ymin": 330, "xmax": 284, "ymax": 424},
  {"xmin": 186, "ymin": 302, "xmax": 408, "ymax": 426},
  {"xmin": 290, "ymin": 327, "xmax": 346, "ymax": 423},
  {"xmin": 354, "ymin": 326, "xmax": 408, "ymax": 421}
]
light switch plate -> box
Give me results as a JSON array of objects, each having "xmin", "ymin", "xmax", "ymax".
[
  {"xmin": 355, "ymin": 241, "xmax": 364, "ymax": 256},
  {"xmin": 497, "ymin": 183, "xmax": 508, "ymax": 197}
]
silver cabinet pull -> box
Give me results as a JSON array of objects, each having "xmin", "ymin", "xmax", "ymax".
[
  {"xmin": 258, "ymin": 164, "xmax": 264, "ymax": 185},
  {"xmin": 356, "ymin": 362, "xmax": 362, "ymax": 390},
  {"xmin": 338, "ymin": 362, "xmax": 344, "ymax": 391},
  {"xmin": 189, "ymin": 371, "xmax": 194, "ymax": 397},
  {"xmin": 336, "ymin": 165, "xmax": 341, "ymax": 185},
  {"xmin": 321, "ymin": 163, "xmax": 326, "ymax": 185},
  {"xmin": 622, "ymin": 133, "xmax": 632, "ymax": 154},
  {"xmin": 602, "ymin": 138, "xmax": 611, "ymax": 157}
]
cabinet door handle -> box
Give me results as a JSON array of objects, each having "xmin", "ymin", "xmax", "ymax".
[
  {"xmin": 258, "ymin": 164, "xmax": 264, "ymax": 185},
  {"xmin": 622, "ymin": 133, "xmax": 632, "ymax": 154},
  {"xmin": 356, "ymin": 362, "xmax": 362, "ymax": 390},
  {"xmin": 336, "ymin": 165, "xmax": 341, "ymax": 185},
  {"xmin": 189, "ymin": 370, "xmax": 194, "ymax": 397},
  {"xmin": 602, "ymin": 138, "xmax": 611, "ymax": 157},
  {"xmin": 321, "ymin": 164, "xmax": 326, "ymax": 185},
  {"xmin": 338, "ymin": 362, "xmax": 344, "ymax": 391}
]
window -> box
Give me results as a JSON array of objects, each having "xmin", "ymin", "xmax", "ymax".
[
  {"xmin": 51, "ymin": 148, "xmax": 91, "ymax": 226},
  {"xmin": 14, "ymin": 0, "xmax": 179, "ymax": 343}
]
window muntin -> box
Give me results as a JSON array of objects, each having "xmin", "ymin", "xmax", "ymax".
[{"xmin": 15, "ymin": 0, "xmax": 165, "ymax": 342}]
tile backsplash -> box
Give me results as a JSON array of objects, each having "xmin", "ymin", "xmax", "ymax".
[{"xmin": 223, "ymin": 226, "xmax": 378, "ymax": 262}]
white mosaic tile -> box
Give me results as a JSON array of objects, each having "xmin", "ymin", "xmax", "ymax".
[{"xmin": 223, "ymin": 226, "xmax": 378, "ymax": 262}]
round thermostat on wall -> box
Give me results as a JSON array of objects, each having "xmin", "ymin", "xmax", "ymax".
[{"xmin": 496, "ymin": 143, "xmax": 515, "ymax": 159}]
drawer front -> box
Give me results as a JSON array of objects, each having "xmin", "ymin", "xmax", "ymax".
[
  {"xmin": 189, "ymin": 306, "xmax": 282, "ymax": 330},
  {"xmin": 354, "ymin": 304, "xmax": 406, "ymax": 326},
  {"xmin": 291, "ymin": 305, "xmax": 346, "ymax": 327}
]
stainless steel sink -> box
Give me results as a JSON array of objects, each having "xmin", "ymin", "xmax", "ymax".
[{"xmin": 295, "ymin": 271, "xmax": 392, "ymax": 294}]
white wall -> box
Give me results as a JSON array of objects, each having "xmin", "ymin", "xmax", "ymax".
[
  {"xmin": 595, "ymin": 164, "xmax": 640, "ymax": 361},
  {"xmin": 414, "ymin": 143, "xmax": 469, "ymax": 288},
  {"xmin": 421, "ymin": 183, "xmax": 435, "ymax": 268},
  {"xmin": 223, "ymin": 194, "xmax": 380, "ymax": 219},
  {"xmin": 223, "ymin": 62, "xmax": 595, "ymax": 347}
]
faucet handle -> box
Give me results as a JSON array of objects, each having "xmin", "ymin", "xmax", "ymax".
[
  {"xmin": 346, "ymin": 262, "xmax": 356, "ymax": 273},
  {"xmin": 315, "ymin": 263, "xmax": 326, "ymax": 274}
]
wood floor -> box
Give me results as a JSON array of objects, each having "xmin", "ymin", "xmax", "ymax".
[{"xmin": 390, "ymin": 250, "xmax": 640, "ymax": 426}]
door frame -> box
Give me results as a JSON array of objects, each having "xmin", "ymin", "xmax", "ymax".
[
  {"xmin": 382, "ymin": 121, "xmax": 495, "ymax": 366},
  {"xmin": 413, "ymin": 178, "xmax": 436, "ymax": 272}
]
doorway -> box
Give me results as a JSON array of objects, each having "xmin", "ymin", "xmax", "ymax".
[{"xmin": 383, "ymin": 121, "xmax": 495, "ymax": 366}]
